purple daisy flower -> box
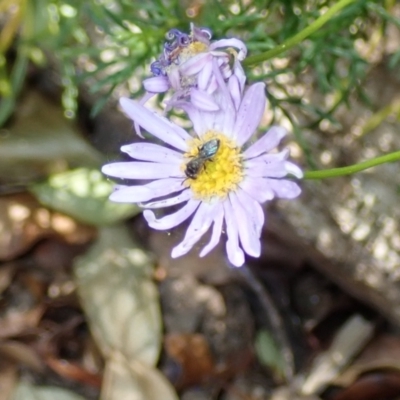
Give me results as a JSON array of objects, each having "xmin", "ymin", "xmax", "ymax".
[
  {"xmin": 102, "ymin": 79, "xmax": 302, "ymax": 267},
  {"xmin": 142, "ymin": 23, "xmax": 247, "ymax": 113}
]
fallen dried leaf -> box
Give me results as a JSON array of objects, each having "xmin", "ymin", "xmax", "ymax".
[
  {"xmin": 45, "ymin": 356, "xmax": 102, "ymax": 387},
  {"xmin": 299, "ymin": 315, "xmax": 375, "ymax": 396},
  {"xmin": 30, "ymin": 168, "xmax": 140, "ymax": 226},
  {"xmin": 101, "ymin": 354, "xmax": 178, "ymax": 400},
  {"xmin": 164, "ymin": 333, "xmax": 214, "ymax": 389},
  {"xmin": 0, "ymin": 194, "xmax": 95, "ymax": 262},
  {"xmin": 74, "ymin": 225, "xmax": 161, "ymax": 366},
  {"xmin": 331, "ymin": 371, "xmax": 400, "ymax": 400},
  {"xmin": 0, "ymin": 306, "xmax": 43, "ymax": 339},
  {"xmin": 334, "ymin": 334, "xmax": 400, "ymax": 386},
  {"xmin": 0, "ymin": 340, "xmax": 44, "ymax": 372},
  {"xmin": 0, "ymin": 263, "xmax": 15, "ymax": 295},
  {"xmin": 0, "ymin": 361, "xmax": 18, "ymax": 400},
  {"xmin": 12, "ymin": 381, "xmax": 86, "ymax": 400}
]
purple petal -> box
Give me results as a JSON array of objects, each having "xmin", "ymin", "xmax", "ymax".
[
  {"xmin": 236, "ymin": 189, "xmax": 265, "ymax": 237},
  {"xmin": 102, "ymin": 161, "xmax": 183, "ymax": 179},
  {"xmin": 245, "ymin": 160, "xmax": 288, "ymax": 178},
  {"xmin": 212, "ymin": 50, "xmax": 231, "ymax": 59},
  {"xmin": 168, "ymin": 67, "xmax": 181, "ymax": 90},
  {"xmin": 173, "ymin": 101, "xmax": 206, "ymax": 136},
  {"xmin": 199, "ymin": 204, "xmax": 224, "ymax": 257},
  {"xmin": 182, "ymin": 201, "xmax": 219, "ymax": 242},
  {"xmin": 190, "ymin": 88, "xmax": 219, "ymax": 111},
  {"xmin": 171, "ymin": 235, "xmax": 198, "ymax": 258},
  {"xmin": 143, "ymin": 76, "xmax": 170, "ymax": 93},
  {"xmin": 240, "ymin": 176, "xmax": 274, "ymax": 203},
  {"xmin": 232, "ymin": 60, "xmax": 246, "ymax": 94},
  {"xmin": 267, "ymin": 179, "xmax": 302, "ymax": 199},
  {"xmin": 223, "ymin": 200, "xmax": 245, "ymax": 267},
  {"xmin": 193, "ymin": 91, "xmax": 225, "ymax": 135},
  {"xmin": 109, "ymin": 185, "xmax": 153, "ymax": 203},
  {"xmin": 206, "ymin": 75, "xmax": 218, "ymax": 94},
  {"xmin": 209, "ymin": 39, "xmax": 247, "ymax": 60},
  {"xmin": 164, "ymin": 91, "xmax": 181, "ymax": 113},
  {"xmin": 233, "ymin": 83, "xmax": 266, "ymax": 146},
  {"xmin": 285, "ymin": 161, "xmax": 303, "ymax": 178},
  {"xmin": 226, "ymin": 239, "xmax": 244, "ymax": 267},
  {"xmin": 141, "ymin": 189, "xmax": 192, "ymax": 208},
  {"xmin": 212, "ymin": 59, "xmax": 236, "ymax": 135},
  {"xmin": 171, "ymin": 201, "xmax": 218, "ymax": 258},
  {"xmin": 144, "ymin": 177, "xmax": 186, "ymax": 194},
  {"xmin": 228, "ymin": 74, "xmax": 241, "ymax": 111},
  {"xmin": 243, "ymin": 126, "xmax": 287, "ymax": 159},
  {"xmin": 109, "ymin": 178, "xmax": 185, "ymax": 203},
  {"xmin": 201, "ymin": 109, "xmax": 220, "ymax": 136},
  {"xmin": 139, "ymin": 91, "xmax": 155, "ymax": 105},
  {"xmin": 143, "ymin": 199, "xmax": 200, "ymax": 230},
  {"xmin": 217, "ymin": 55, "xmax": 233, "ymax": 79},
  {"xmin": 134, "ymin": 92, "xmax": 156, "ymax": 138},
  {"xmin": 121, "ymin": 142, "xmax": 183, "ymax": 163},
  {"xmin": 253, "ymin": 149, "xmax": 290, "ymax": 163},
  {"xmin": 197, "ymin": 60, "xmax": 213, "ymax": 91},
  {"xmin": 180, "ymin": 53, "xmax": 211, "ymax": 76},
  {"xmin": 191, "ymin": 24, "xmax": 212, "ymax": 45},
  {"xmin": 266, "ymin": 149, "xmax": 289, "ymax": 160},
  {"xmin": 119, "ymin": 98, "xmax": 190, "ymax": 149},
  {"xmin": 229, "ymin": 192, "xmax": 261, "ymax": 257}
]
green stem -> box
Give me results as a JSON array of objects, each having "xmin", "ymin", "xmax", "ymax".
[
  {"xmin": 304, "ymin": 151, "xmax": 400, "ymax": 180},
  {"xmin": 244, "ymin": 0, "xmax": 357, "ymax": 65}
]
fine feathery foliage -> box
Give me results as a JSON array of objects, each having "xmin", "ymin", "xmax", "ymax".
[
  {"xmin": 2, "ymin": 1, "xmax": 400, "ymax": 173},
  {"xmin": 1, "ymin": 0, "xmax": 399, "ymax": 141}
]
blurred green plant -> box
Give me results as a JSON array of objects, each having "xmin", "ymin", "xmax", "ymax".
[
  {"xmin": 30, "ymin": 168, "xmax": 141, "ymax": 226},
  {"xmin": 1, "ymin": 0, "xmax": 399, "ymax": 166},
  {"xmin": 255, "ymin": 329, "xmax": 286, "ymax": 381}
]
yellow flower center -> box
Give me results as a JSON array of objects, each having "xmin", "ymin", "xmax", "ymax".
[
  {"xmin": 187, "ymin": 41, "xmax": 208, "ymax": 54},
  {"xmin": 166, "ymin": 41, "xmax": 208, "ymax": 66},
  {"xmin": 183, "ymin": 131, "xmax": 243, "ymax": 200}
]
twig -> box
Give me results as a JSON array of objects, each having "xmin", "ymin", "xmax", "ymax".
[{"xmin": 237, "ymin": 263, "xmax": 295, "ymax": 381}]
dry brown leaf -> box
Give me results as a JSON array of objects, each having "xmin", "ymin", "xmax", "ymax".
[
  {"xmin": 270, "ymin": 387, "xmax": 321, "ymax": 400},
  {"xmin": 0, "ymin": 306, "xmax": 43, "ymax": 339},
  {"xmin": 101, "ymin": 354, "xmax": 178, "ymax": 400},
  {"xmin": 331, "ymin": 371, "xmax": 400, "ymax": 400},
  {"xmin": 12, "ymin": 381, "xmax": 86, "ymax": 400},
  {"xmin": 299, "ymin": 315, "xmax": 374, "ymax": 396},
  {"xmin": 0, "ymin": 340, "xmax": 44, "ymax": 372},
  {"xmin": 335, "ymin": 334, "xmax": 400, "ymax": 386},
  {"xmin": 0, "ymin": 361, "xmax": 18, "ymax": 400},
  {"xmin": 45, "ymin": 356, "xmax": 102, "ymax": 387},
  {"xmin": 0, "ymin": 193, "xmax": 95, "ymax": 262},
  {"xmin": 74, "ymin": 226, "xmax": 162, "ymax": 366},
  {"xmin": 0, "ymin": 263, "xmax": 15, "ymax": 295},
  {"xmin": 164, "ymin": 333, "xmax": 214, "ymax": 389}
]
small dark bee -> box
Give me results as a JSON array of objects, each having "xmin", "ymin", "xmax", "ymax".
[{"xmin": 185, "ymin": 139, "xmax": 220, "ymax": 179}]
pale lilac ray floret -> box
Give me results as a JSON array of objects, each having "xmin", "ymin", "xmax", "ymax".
[
  {"xmin": 143, "ymin": 23, "xmax": 247, "ymax": 114},
  {"xmin": 102, "ymin": 82, "xmax": 302, "ymax": 267}
]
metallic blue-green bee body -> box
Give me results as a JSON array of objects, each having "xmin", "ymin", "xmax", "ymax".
[{"xmin": 185, "ymin": 139, "xmax": 220, "ymax": 179}]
